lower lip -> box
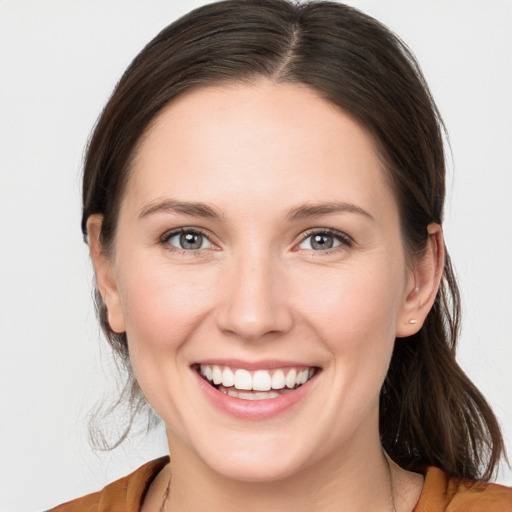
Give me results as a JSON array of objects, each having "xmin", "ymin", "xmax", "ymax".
[{"xmin": 193, "ymin": 369, "xmax": 318, "ymax": 420}]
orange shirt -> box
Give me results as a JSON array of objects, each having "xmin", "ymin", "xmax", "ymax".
[{"xmin": 49, "ymin": 457, "xmax": 512, "ymax": 512}]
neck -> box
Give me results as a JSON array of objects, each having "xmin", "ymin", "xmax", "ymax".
[{"xmin": 164, "ymin": 431, "xmax": 398, "ymax": 512}]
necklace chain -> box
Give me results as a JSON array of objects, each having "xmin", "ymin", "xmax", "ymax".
[
  {"xmin": 160, "ymin": 455, "xmax": 397, "ymax": 511},
  {"xmin": 159, "ymin": 470, "xmax": 171, "ymax": 512},
  {"xmin": 386, "ymin": 455, "xmax": 398, "ymax": 512}
]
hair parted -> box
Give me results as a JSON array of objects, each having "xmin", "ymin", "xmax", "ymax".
[{"xmin": 82, "ymin": 0, "xmax": 505, "ymax": 479}]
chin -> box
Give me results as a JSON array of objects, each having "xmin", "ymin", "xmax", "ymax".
[
  {"xmin": 182, "ymin": 427, "xmax": 317, "ymax": 483},
  {"xmin": 204, "ymin": 451, "xmax": 308, "ymax": 483}
]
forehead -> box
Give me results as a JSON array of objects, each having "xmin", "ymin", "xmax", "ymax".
[{"xmin": 125, "ymin": 80, "xmax": 396, "ymax": 220}]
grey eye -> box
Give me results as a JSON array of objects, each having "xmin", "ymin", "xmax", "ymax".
[
  {"xmin": 312, "ymin": 234, "xmax": 336, "ymax": 250},
  {"xmin": 298, "ymin": 232, "xmax": 344, "ymax": 251},
  {"xmin": 167, "ymin": 230, "xmax": 213, "ymax": 250}
]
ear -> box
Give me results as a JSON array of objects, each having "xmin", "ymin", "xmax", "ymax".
[
  {"xmin": 87, "ymin": 215, "xmax": 126, "ymax": 334},
  {"xmin": 395, "ymin": 223, "xmax": 445, "ymax": 338}
]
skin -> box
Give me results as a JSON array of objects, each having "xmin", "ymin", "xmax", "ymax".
[{"xmin": 88, "ymin": 80, "xmax": 443, "ymax": 511}]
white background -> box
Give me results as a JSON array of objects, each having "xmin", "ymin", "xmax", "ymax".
[{"xmin": 0, "ymin": 1, "xmax": 511, "ymax": 510}]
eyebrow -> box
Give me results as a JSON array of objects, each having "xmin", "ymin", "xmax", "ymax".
[
  {"xmin": 138, "ymin": 198, "xmax": 373, "ymax": 222},
  {"xmin": 139, "ymin": 199, "xmax": 222, "ymax": 219},
  {"xmin": 286, "ymin": 201, "xmax": 374, "ymax": 221}
]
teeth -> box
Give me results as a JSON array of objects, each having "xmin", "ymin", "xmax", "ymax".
[
  {"xmin": 212, "ymin": 366, "xmax": 222, "ymax": 385},
  {"xmin": 234, "ymin": 369, "xmax": 252, "ymax": 390},
  {"xmin": 253, "ymin": 370, "xmax": 272, "ymax": 391},
  {"xmin": 222, "ymin": 367, "xmax": 234, "ymax": 387},
  {"xmin": 271, "ymin": 370, "xmax": 285, "ymax": 389},
  {"xmin": 223, "ymin": 388, "xmax": 282, "ymax": 400},
  {"xmin": 297, "ymin": 369, "xmax": 309, "ymax": 385},
  {"xmin": 285, "ymin": 368, "xmax": 297, "ymax": 389},
  {"xmin": 199, "ymin": 364, "xmax": 315, "ymax": 393}
]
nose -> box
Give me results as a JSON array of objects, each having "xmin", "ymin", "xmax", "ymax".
[{"xmin": 216, "ymin": 249, "xmax": 293, "ymax": 341}]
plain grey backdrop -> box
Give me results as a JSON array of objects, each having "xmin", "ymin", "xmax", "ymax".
[{"xmin": 1, "ymin": 1, "xmax": 511, "ymax": 510}]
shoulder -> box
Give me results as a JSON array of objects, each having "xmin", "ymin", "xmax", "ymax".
[
  {"xmin": 48, "ymin": 456, "xmax": 170, "ymax": 512},
  {"xmin": 414, "ymin": 466, "xmax": 512, "ymax": 512}
]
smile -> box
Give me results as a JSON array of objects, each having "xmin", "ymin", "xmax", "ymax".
[{"xmin": 198, "ymin": 364, "xmax": 316, "ymax": 401}]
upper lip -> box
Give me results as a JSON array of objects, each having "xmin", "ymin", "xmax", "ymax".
[{"xmin": 192, "ymin": 359, "xmax": 318, "ymax": 371}]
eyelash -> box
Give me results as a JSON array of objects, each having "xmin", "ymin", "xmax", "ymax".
[
  {"xmin": 296, "ymin": 228, "xmax": 353, "ymax": 255},
  {"xmin": 160, "ymin": 227, "xmax": 214, "ymax": 255},
  {"xmin": 159, "ymin": 227, "xmax": 353, "ymax": 255}
]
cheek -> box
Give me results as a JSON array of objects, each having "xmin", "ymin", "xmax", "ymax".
[
  {"xmin": 118, "ymin": 264, "xmax": 217, "ymax": 354},
  {"xmin": 115, "ymin": 264, "xmax": 220, "ymax": 420},
  {"xmin": 297, "ymin": 262, "xmax": 404, "ymax": 354}
]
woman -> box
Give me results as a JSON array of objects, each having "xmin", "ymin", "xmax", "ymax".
[{"xmin": 49, "ymin": 0, "xmax": 511, "ymax": 510}]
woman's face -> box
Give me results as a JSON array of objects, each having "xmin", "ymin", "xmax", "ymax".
[{"xmin": 93, "ymin": 81, "xmax": 424, "ymax": 481}]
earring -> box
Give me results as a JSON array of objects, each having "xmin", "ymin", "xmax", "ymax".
[{"xmin": 409, "ymin": 319, "xmax": 417, "ymax": 324}]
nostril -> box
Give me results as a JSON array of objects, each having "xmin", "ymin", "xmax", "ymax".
[{"xmin": 215, "ymin": 269, "xmax": 293, "ymax": 340}]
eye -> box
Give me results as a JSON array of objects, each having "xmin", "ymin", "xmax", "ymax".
[
  {"xmin": 162, "ymin": 229, "xmax": 214, "ymax": 251},
  {"xmin": 297, "ymin": 229, "xmax": 352, "ymax": 251}
]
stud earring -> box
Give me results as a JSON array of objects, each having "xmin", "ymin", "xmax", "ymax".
[{"xmin": 409, "ymin": 319, "xmax": 417, "ymax": 324}]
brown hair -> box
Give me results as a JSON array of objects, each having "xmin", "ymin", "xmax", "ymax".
[{"xmin": 82, "ymin": 0, "xmax": 505, "ymax": 480}]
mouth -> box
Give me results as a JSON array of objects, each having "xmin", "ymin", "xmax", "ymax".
[{"xmin": 195, "ymin": 364, "xmax": 317, "ymax": 401}]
